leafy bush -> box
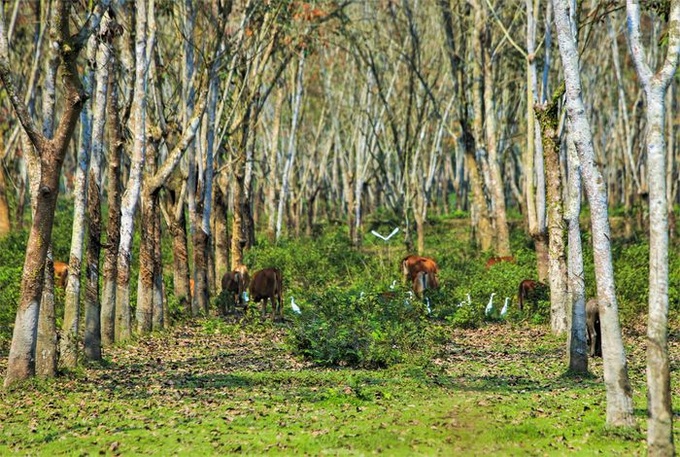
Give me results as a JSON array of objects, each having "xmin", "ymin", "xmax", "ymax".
[
  {"xmin": 0, "ymin": 229, "xmax": 28, "ymax": 268},
  {"xmin": 614, "ymin": 242, "xmax": 649, "ymax": 322},
  {"xmin": 246, "ymin": 232, "xmax": 380, "ymax": 293},
  {"xmin": 287, "ymin": 286, "xmax": 436, "ymax": 368},
  {"xmin": 0, "ymin": 266, "xmax": 22, "ymax": 351}
]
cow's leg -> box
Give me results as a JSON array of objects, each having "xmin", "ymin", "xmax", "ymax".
[
  {"xmin": 586, "ymin": 321, "xmax": 595, "ymax": 357},
  {"xmin": 586, "ymin": 300, "xmax": 601, "ymax": 357},
  {"xmin": 275, "ymin": 294, "xmax": 282, "ymax": 321},
  {"xmin": 594, "ymin": 315, "xmax": 602, "ymax": 357}
]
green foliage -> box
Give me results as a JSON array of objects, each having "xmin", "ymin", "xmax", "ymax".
[
  {"xmin": 287, "ymin": 286, "xmax": 435, "ymax": 368},
  {"xmin": 0, "ymin": 266, "xmax": 22, "ymax": 350},
  {"xmin": 446, "ymin": 299, "xmax": 485, "ymax": 329},
  {"xmin": 51, "ymin": 198, "xmax": 74, "ymax": 263},
  {"xmin": 0, "ymin": 229, "xmax": 28, "ymax": 268},
  {"xmin": 613, "ymin": 242, "xmax": 649, "ymax": 322},
  {"xmin": 246, "ymin": 231, "xmax": 374, "ymax": 292}
]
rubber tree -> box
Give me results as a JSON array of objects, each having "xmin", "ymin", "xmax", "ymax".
[
  {"xmin": 626, "ymin": 1, "xmax": 680, "ymax": 453},
  {"xmin": 1, "ymin": 0, "xmax": 109, "ymax": 388},
  {"xmin": 552, "ymin": 0, "xmax": 636, "ymax": 428}
]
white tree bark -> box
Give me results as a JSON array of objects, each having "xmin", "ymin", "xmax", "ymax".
[
  {"xmin": 101, "ymin": 41, "xmax": 124, "ymax": 347},
  {"xmin": 626, "ymin": 1, "xmax": 680, "ymax": 453},
  {"xmin": 276, "ymin": 52, "xmax": 305, "ymax": 241},
  {"xmin": 2, "ymin": 0, "xmax": 108, "ymax": 387},
  {"xmin": 60, "ymin": 35, "xmax": 96, "ymax": 368},
  {"xmin": 565, "ymin": 136, "xmax": 587, "ymax": 373},
  {"xmin": 115, "ymin": 0, "xmax": 150, "ymax": 342},
  {"xmin": 552, "ymin": 0, "xmax": 635, "ymax": 428},
  {"xmin": 84, "ymin": 12, "xmax": 115, "ymax": 361}
]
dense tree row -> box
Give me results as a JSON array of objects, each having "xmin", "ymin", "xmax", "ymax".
[{"xmin": 0, "ymin": 0, "xmax": 677, "ymax": 454}]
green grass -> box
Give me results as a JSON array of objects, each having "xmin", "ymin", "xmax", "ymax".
[{"xmin": 0, "ymin": 318, "xmax": 663, "ymax": 456}]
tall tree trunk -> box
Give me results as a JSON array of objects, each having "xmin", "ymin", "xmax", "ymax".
[
  {"xmin": 439, "ymin": 0, "xmax": 486, "ymax": 249},
  {"xmin": 35, "ymin": 251, "xmax": 57, "ymax": 378},
  {"xmin": 643, "ymin": 49, "xmax": 675, "ymax": 457},
  {"xmin": 61, "ymin": 35, "xmax": 97, "ymax": 369},
  {"xmin": 469, "ymin": 0, "xmax": 494, "ymax": 252},
  {"xmin": 152, "ymin": 201, "xmax": 164, "ymax": 330},
  {"xmin": 2, "ymin": 0, "xmax": 106, "ymax": 387},
  {"xmin": 31, "ymin": 0, "xmax": 59, "ymax": 380},
  {"xmin": 626, "ymin": 1, "xmax": 680, "ymax": 453},
  {"xmin": 609, "ymin": 17, "xmax": 640, "ymax": 242},
  {"xmin": 266, "ymin": 87, "xmax": 284, "ymax": 241},
  {"xmin": 481, "ymin": 16, "xmax": 510, "ymax": 257},
  {"xmin": 84, "ymin": 176, "xmax": 102, "ymax": 361},
  {"xmin": 139, "ymin": 86, "xmax": 207, "ymax": 328},
  {"xmin": 526, "ymin": 0, "xmax": 549, "ymax": 282},
  {"xmin": 552, "ymin": 0, "xmax": 635, "ymax": 428},
  {"xmin": 164, "ymin": 187, "xmax": 191, "ymax": 316},
  {"xmin": 116, "ymin": 0, "xmax": 150, "ymax": 342},
  {"xmin": 276, "ymin": 53, "xmax": 305, "ymax": 241},
  {"xmin": 179, "ymin": 0, "xmax": 198, "ymax": 315},
  {"xmin": 231, "ymin": 97, "xmax": 252, "ymax": 269},
  {"xmin": 101, "ymin": 49, "xmax": 124, "ymax": 347},
  {"xmin": 566, "ymin": 136, "xmax": 588, "ymax": 373},
  {"xmin": 29, "ymin": 12, "xmax": 59, "ymax": 375},
  {"xmin": 192, "ymin": 72, "xmax": 218, "ymax": 315},
  {"xmin": 137, "ymin": 185, "xmax": 158, "ymax": 333},
  {"xmin": 535, "ymin": 88, "xmax": 568, "ymax": 335},
  {"xmin": 84, "ymin": 13, "xmax": 114, "ymax": 361}
]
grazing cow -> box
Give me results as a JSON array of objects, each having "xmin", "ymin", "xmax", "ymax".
[
  {"xmin": 517, "ymin": 279, "xmax": 547, "ymax": 312},
  {"xmin": 249, "ymin": 268, "xmax": 283, "ymax": 321},
  {"xmin": 53, "ymin": 261, "xmax": 69, "ymax": 289},
  {"xmin": 401, "ymin": 255, "xmax": 440, "ymax": 289},
  {"xmin": 586, "ymin": 299, "xmax": 602, "ymax": 358},
  {"xmin": 485, "ymin": 256, "xmax": 516, "ymax": 269},
  {"xmin": 221, "ymin": 264, "xmax": 250, "ymax": 314}
]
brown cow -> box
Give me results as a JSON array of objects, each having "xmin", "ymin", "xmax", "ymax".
[
  {"xmin": 517, "ymin": 279, "xmax": 547, "ymax": 311},
  {"xmin": 53, "ymin": 261, "xmax": 69, "ymax": 289},
  {"xmin": 221, "ymin": 264, "xmax": 250, "ymax": 314},
  {"xmin": 586, "ymin": 299, "xmax": 602, "ymax": 358},
  {"xmin": 485, "ymin": 256, "xmax": 516, "ymax": 269},
  {"xmin": 401, "ymin": 255, "xmax": 440, "ymax": 289},
  {"xmin": 249, "ymin": 268, "xmax": 283, "ymax": 321}
]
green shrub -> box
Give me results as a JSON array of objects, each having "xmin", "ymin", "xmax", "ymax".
[
  {"xmin": 287, "ymin": 286, "xmax": 435, "ymax": 368},
  {"xmin": 0, "ymin": 266, "xmax": 22, "ymax": 351},
  {"xmin": 614, "ymin": 242, "xmax": 649, "ymax": 322}
]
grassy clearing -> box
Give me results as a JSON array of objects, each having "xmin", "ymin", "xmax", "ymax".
[{"xmin": 0, "ymin": 317, "xmax": 670, "ymax": 456}]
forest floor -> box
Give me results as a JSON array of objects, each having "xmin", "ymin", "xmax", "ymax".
[{"xmin": 0, "ymin": 317, "xmax": 675, "ymax": 456}]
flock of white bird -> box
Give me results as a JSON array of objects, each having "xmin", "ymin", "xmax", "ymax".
[
  {"xmin": 289, "ymin": 283, "xmax": 508, "ymax": 318},
  {"xmin": 482, "ymin": 292, "xmax": 511, "ymax": 318}
]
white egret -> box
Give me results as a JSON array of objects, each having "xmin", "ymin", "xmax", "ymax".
[
  {"xmin": 290, "ymin": 297, "xmax": 301, "ymax": 314},
  {"xmin": 485, "ymin": 292, "xmax": 496, "ymax": 316},
  {"xmin": 500, "ymin": 297, "xmax": 510, "ymax": 318}
]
